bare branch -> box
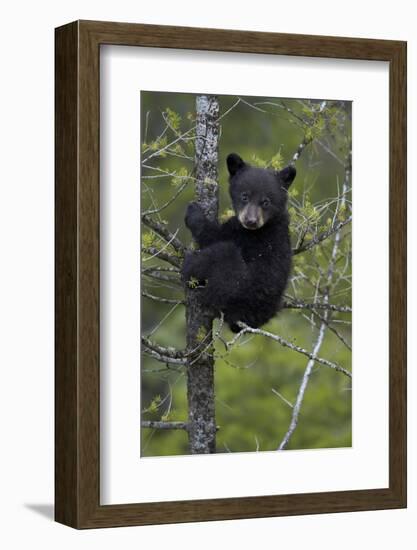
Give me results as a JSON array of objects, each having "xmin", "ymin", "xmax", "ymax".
[
  {"xmin": 142, "ymin": 245, "xmax": 182, "ymax": 268},
  {"xmin": 238, "ymin": 96, "xmax": 268, "ymax": 114},
  {"xmin": 142, "ymin": 125, "xmax": 196, "ymax": 164},
  {"xmin": 142, "ymin": 265, "xmax": 180, "ymax": 274},
  {"xmin": 291, "ymin": 136, "xmax": 311, "ymax": 164},
  {"xmin": 141, "ymin": 336, "xmax": 187, "ymax": 365},
  {"xmin": 147, "ymin": 302, "xmax": 182, "ymax": 338},
  {"xmin": 142, "ymin": 269, "xmax": 182, "ymax": 288},
  {"xmin": 312, "ymin": 308, "xmax": 352, "ymax": 351},
  {"xmin": 293, "ymin": 216, "xmax": 352, "ymax": 255},
  {"xmin": 143, "ymin": 181, "xmax": 190, "ymax": 216},
  {"xmin": 141, "ymin": 420, "xmax": 220, "ymax": 431},
  {"xmin": 142, "ymin": 214, "xmax": 185, "ymax": 254},
  {"xmin": 231, "ymin": 323, "xmax": 351, "ymax": 378},
  {"xmin": 271, "ymin": 388, "xmax": 294, "ymax": 409},
  {"xmin": 141, "ymin": 421, "xmax": 188, "ymax": 430},
  {"xmin": 142, "ymin": 347, "xmax": 187, "ymax": 365},
  {"xmin": 218, "ymin": 97, "xmax": 241, "ymax": 121},
  {"xmin": 142, "ymin": 123, "xmax": 169, "ymax": 155},
  {"xmin": 142, "ymin": 290, "xmax": 185, "ymax": 305},
  {"xmin": 257, "ymin": 100, "xmax": 345, "ymax": 167},
  {"xmin": 278, "ymin": 319, "xmax": 327, "ymax": 450},
  {"xmin": 283, "ymin": 298, "xmax": 351, "ymax": 313}
]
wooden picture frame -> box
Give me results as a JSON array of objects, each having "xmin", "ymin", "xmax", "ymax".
[{"xmin": 55, "ymin": 20, "xmax": 407, "ymax": 529}]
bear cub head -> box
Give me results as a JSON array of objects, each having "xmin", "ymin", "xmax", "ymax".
[{"xmin": 227, "ymin": 153, "xmax": 296, "ymax": 230}]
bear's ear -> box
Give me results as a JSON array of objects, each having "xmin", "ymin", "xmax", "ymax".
[
  {"xmin": 277, "ymin": 164, "xmax": 296, "ymax": 189},
  {"xmin": 227, "ymin": 153, "xmax": 246, "ymax": 176}
]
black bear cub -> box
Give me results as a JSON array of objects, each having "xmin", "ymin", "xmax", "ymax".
[{"xmin": 182, "ymin": 153, "xmax": 296, "ymax": 332}]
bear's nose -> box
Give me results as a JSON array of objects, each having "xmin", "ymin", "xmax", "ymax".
[{"xmin": 245, "ymin": 218, "xmax": 258, "ymax": 229}]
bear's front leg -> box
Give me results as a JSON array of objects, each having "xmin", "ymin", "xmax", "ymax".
[
  {"xmin": 185, "ymin": 202, "xmax": 207, "ymax": 234},
  {"xmin": 185, "ymin": 202, "xmax": 220, "ymax": 248}
]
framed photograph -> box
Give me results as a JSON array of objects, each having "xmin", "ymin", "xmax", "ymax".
[{"xmin": 55, "ymin": 20, "xmax": 406, "ymax": 528}]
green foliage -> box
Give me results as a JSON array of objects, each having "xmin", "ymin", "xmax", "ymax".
[
  {"xmin": 338, "ymin": 203, "xmax": 348, "ymax": 221},
  {"xmin": 142, "ymin": 232, "xmax": 156, "ymax": 248},
  {"xmin": 187, "ymin": 276, "xmax": 200, "ymax": 289},
  {"xmin": 147, "ymin": 136, "xmax": 168, "ymax": 157},
  {"xmin": 171, "ymin": 166, "xmax": 190, "ymax": 187},
  {"xmin": 196, "ymin": 326, "xmax": 208, "ymax": 342},
  {"xmin": 250, "ymin": 151, "xmax": 284, "ymax": 170},
  {"xmin": 270, "ymin": 151, "xmax": 284, "ymax": 170},
  {"xmin": 164, "ymin": 107, "xmax": 181, "ymax": 131},
  {"xmin": 251, "ymin": 153, "xmax": 268, "ymax": 168},
  {"xmin": 143, "ymin": 394, "xmax": 162, "ymax": 415},
  {"xmin": 220, "ymin": 208, "xmax": 235, "ymax": 222}
]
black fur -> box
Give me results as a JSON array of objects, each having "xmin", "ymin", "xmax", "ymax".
[{"xmin": 182, "ymin": 153, "xmax": 296, "ymax": 332}]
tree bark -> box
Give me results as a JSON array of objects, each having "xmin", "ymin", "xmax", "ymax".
[{"xmin": 186, "ymin": 95, "xmax": 219, "ymax": 454}]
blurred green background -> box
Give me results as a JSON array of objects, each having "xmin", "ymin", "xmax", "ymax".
[{"xmin": 140, "ymin": 91, "xmax": 352, "ymax": 456}]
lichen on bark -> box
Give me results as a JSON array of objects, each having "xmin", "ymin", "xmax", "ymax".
[{"xmin": 186, "ymin": 95, "xmax": 219, "ymax": 454}]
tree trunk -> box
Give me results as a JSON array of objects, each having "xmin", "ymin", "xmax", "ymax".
[{"xmin": 186, "ymin": 95, "xmax": 219, "ymax": 454}]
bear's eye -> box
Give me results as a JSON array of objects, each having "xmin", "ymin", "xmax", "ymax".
[
  {"xmin": 261, "ymin": 198, "xmax": 271, "ymax": 208},
  {"xmin": 241, "ymin": 192, "xmax": 249, "ymax": 203}
]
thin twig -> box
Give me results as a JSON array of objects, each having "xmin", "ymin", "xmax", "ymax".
[
  {"xmin": 277, "ymin": 319, "xmax": 327, "ymax": 450},
  {"xmin": 141, "ymin": 336, "xmax": 187, "ymax": 365},
  {"xmin": 293, "ymin": 216, "xmax": 352, "ymax": 255},
  {"xmin": 312, "ymin": 308, "xmax": 352, "ymax": 351},
  {"xmin": 142, "ymin": 214, "xmax": 185, "ymax": 254},
  {"xmin": 142, "ymin": 125, "xmax": 196, "ymax": 164},
  {"xmin": 230, "ymin": 323, "xmax": 351, "ymax": 378},
  {"xmin": 142, "ymin": 291, "xmax": 185, "ymax": 305},
  {"xmin": 143, "ymin": 181, "xmax": 190, "ymax": 216},
  {"xmin": 271, "ymin": 388, "xmax": 294, "ymax": 409},
  {"xmin": 142, "ymin": 245, "xmax": 182, "ymax": 268}
]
